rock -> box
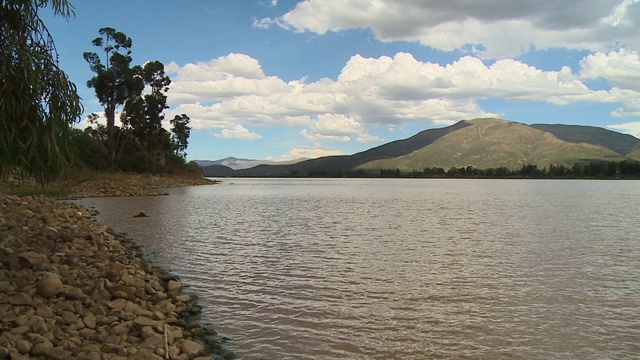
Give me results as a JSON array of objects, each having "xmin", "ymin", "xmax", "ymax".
[
  {"xmin": 37, "ymin": 273, "xmax": 63, "ymax": 298},
  {"xmin": 16, "ymin": 339, "xmax": 31, "ymax": 354},
  {"xmin": 133, "ymin": 316, "xmax": 157, "ymax": 329},
  {"xmin": 0, "ymin": 346, "xmax": 8, "ymax": 359},
  {"xmin": 133, "ymin": 212, "xmax": 148, "ymax": 218},
  {"xmin": 9, "ymin": 293, "xmax": 32, "ymax": 306},
  {"xmin": 45, "ymin": 346, "xmax": 71, "ymax": 360},
  {"xmin": 181, "ymin": 340, "xmax": 204, "ymax": 360},
  {"xmin": 36, "ymin": 306, "xmax": 54, "ymax": 318},
  {"xmin": 63, "ymin": 286, "xmax": 85, "ymax": 300},
  {"xmin": 31, "ymin": 341, "xmax": 53, "ymax": 356},
  {"xmin": 168, "ymin": 280, "xmax": 182, "ymax": 296},
  {"xmin": 175, "ymin": 294, "xmax": 191, "ymax": 303},
  {"xmin": 83, "ymin": 314, "xmax": 96, "ymax": 329},
  {"xmin": 105, "ymin": 264, "xmax": 125, "ymax": 282},
  {"xmin": 60, "ymin": 310, "xmax": 77, "ymax": 325},
  {"xmin": 18, "ymin": 251, "xmax": 48, "ymax": 268}
]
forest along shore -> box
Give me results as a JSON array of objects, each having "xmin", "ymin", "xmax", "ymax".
[{"xmin": 0, "ymin": 177, "xmax": 233, "ymax": 360}]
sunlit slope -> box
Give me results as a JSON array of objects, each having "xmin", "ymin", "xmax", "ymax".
[
  {"xmin": 626, "ymin": 145, "xmax": 640, "ymax": 162},
  {"xmin": 358, "ymin": 118, "xmax": 626, "ymax": 171}
]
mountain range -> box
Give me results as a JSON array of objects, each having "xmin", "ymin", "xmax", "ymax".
[{"xmin": 201, "ymin": 118, "xmax": 640, "ymax": 177}]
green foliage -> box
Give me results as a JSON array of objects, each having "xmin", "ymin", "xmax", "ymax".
[
  {"xmin": 69, "ymin": 128, "xmax": 108, "ymax": 170},
  {"xmin": 170, "ymin": 114, "xmax": 191, "ymax": 158},
  {"xmin": 84, "ymin": 27, "xmax": 134, "ymax": 168},
  {"xmin": 1, "ymin": 0, "xmax": 82, "ymax": 186},
  {"xmin": 122, "ymin": 60, "xmax": 171, "ymax": 153},
  {"xmin": 119, "ymin": 151, "xmax": 158, "ymax": 173}
]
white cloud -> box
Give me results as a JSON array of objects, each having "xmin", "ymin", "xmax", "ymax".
[
  {"xmin": 608, "ymin": 121, "xmax": 640, "ymax": 137},
  {"xmin": 276, "ymin": 144, "xmax": 342, "ymax": 161},
  {"xmin": 579, "ymin": 49, "xmax": 640, "ymax": 90},
  {"xmin": 211, "ymin": 125, "xmax": 263, "ymax": 140},
  {"xmin": 300, "ymin": 129, "xmax": 350, "ymax": 142},
  {"xmin": 356, "ymin": 133, "xmax": 383, "ymax": 143},
  {"xmin": 270, "ymin": 0, "xmax": 640, "ymax": 59},
  {"xmin": 165, "ymin": 50, "xmax": 640, "ymax": 143}
]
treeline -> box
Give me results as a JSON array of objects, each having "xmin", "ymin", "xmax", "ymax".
[
  {"xmin": 2, "ymin": 2, "xmax": 199, "ymax": 186},
  {"xmin": 78, "ymin": 27, "xmax": 194, "ymax": 174},
  {"xmin": 292, "ymin": 160, "xmax": 640, "ymax": 179}
]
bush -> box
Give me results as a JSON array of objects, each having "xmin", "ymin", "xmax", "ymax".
[{"xmin": 119, "ymin": 151, "xmax": 158, "ymax": 173}]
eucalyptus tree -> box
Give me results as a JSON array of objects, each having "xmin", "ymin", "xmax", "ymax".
[
  {"xmin": 83, "ymin": 27, "xmax": 134, "ymax": 168},
  {"xmin": 1, "ymin": 0, "xmax": 82, "ymax": 185},
  {"xmin": 121, "ymin": 60, "xmax": 171, "ymax": 153},
  {"xmin": 170, "ymin": 114, "xmax": 191, "ymax": 159}
]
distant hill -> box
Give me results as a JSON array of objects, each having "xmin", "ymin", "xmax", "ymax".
[
  {"xmin": 201, "ymin": 118, "xmax": 639, "ymax": 176},
  {"xmin": 201, "ymin": 120, "xmax": 470, "ymax": 176},
  {"xmin": 194, "ymin": 157, "xmax": 306, "ymax": 170},
  {"xmin": 530, "ymin": 124, "xmax": 640, "ymax": 155},
  {"xmin": 359, "ymin": 118, "xmax": 626, "ymax": 171}
]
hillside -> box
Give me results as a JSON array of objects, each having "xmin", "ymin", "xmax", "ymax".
[
  {"xmin": 201, "ymin": 118, "xmax": 638, "ymax": 176},
  {"xmin": 202, "ymin": 120, "xmax": 470, "ymax": 176},
  {"xmin": 530, "ymin": 124, "xmax": 640, "ymax": 155},
  {"xmin": 358, "ymin": 118, "xmax": 626, "ymax": 171}
]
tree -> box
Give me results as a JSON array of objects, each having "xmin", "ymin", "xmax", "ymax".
[
  {"xmin": 122, "ymin": 60, "xmax": 171, "ymax": 153},
  {"xmin": 170, "ymin": 114, "xmax": 191, "ymax": 158},
  {"xmin": 84, "ymin": 27, "xmax": 134, "ymax": 168},
  {"xmin": 1, "ymin": 0, "xmax": 82, "ymax": 185}
]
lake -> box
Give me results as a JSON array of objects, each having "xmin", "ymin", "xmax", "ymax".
[{"xmin": 74, "ymin": 178, "xmax": 640, "ymax": 359}]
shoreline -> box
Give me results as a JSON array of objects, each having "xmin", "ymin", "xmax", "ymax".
[{"xmin": 0, "ymin": 175, "xmax": 233, "ymax": 359}]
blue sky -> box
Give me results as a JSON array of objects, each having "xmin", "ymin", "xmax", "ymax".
[{"xmin": 43, "ymin": 0, "xmax": 640, "ymax": 161}]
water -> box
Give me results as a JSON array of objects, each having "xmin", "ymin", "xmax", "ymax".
[{"xmin": 74, "ymin": 178, "xmax": 640, "ymax": 359}]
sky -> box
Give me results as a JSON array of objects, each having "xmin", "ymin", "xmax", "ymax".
[{"xmin": 42, "ymin": 0, "xmax": 640, "ymax": 161}]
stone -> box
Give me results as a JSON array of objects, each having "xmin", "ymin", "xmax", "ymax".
[
  {"xmin": 37, "ymin": 273, "xmax": 63, "ymax": 298},
  {"xmin": 18, "ymin": 251, "xmax": 48, "ymax": 268},
  {"xmin": 133, "ymin": 316, "xmax": 157, "ymax": 329},
  {"xmin": 45, "ymin": 346, "xmax": 71, "ymax": 360},
  {"xmin": 31, "ymin": 341, "xmax": 53, "ymax": 356},
  {"xmin": 36, "ymin": 306, "xmax": 54, "ymax": 318},
  {"xmin": 175, "ymin": 294, "xmax": 191, "ymax": 303},
  {"xmin": 83, "ymin": 314, "xmax": 96, "ymax": 329},
  {"xmin": 60, "ymin": 310, "xmax": 77, "ymax": 325},
  {"xmin": 9, "ymin": 293, "xmax": 32, "ymax": 306},
  {"xmin": 181, "ymin": 340, "xmax": 204, "ymax": 360},
  {"xmin": 63, "ymin": 286, "xmax": 85, "ymax": 300},
  {"xmin": 167, "ymin": 280, "xmax": 182, "ymax": 294},
  {"xmin": 0, "ymin": 346, "xmax": 8, "ymax": 359},
  {"xmin": 16, "ymin": 339, "xmax": 31, "ymax": 354}
]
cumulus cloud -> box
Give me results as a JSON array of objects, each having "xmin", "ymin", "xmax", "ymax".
[
  {"xmin": 211, "ymin": 125, "xmax": 263, "ymax": 140},
  {"xmin": 275, "ymin": 144, "xmax": 342, "ymax": 161},
  {"xmin": 357, "ymin": 133, "xmax": 384, "ymax": 143},
  {"xmin": 267, "ymin": 0, "xmax": 640, "ymax": 58},
  {"xmin": 579, "ymin": 49, "xmax": 640, "ymax": 90},
  {"xmin": 165, "ymin": 50, "xmax": 639, "ymax": 145}
]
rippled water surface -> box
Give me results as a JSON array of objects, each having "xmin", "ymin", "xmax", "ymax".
[{"xmin": 75, "ymin": 178, "xmax": 640, "ymax": 359}]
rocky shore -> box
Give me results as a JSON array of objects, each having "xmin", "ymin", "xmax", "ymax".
[{"xmin": 0, "ymin": 177, "xmax": 232, "ymax": 360}]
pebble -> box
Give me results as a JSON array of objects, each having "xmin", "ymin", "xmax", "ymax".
[{"xmin": 0, "ymin": 195, "xmax": 226, "ymax": 359}]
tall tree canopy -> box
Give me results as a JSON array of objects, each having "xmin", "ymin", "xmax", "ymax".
[
  {"xmin": 83, "ymin": 27, "xmax": 133, "ymax": 168},
  {"xmin": 1, "ymin": 0, "xmax": 82, "ymax": 185},
  {"xmin": 170, "ymin": 114, "xmax": 191, "ymax": 159},
  {"xmin": 122, "ymin": 60, "xmax": 171, "ymax": 153}
]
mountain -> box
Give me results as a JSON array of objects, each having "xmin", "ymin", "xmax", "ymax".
[
  {"xmin": 359, "ymin": 118, "xmax": 627, "ymax": 171},
  {"xmin": 194, "ymin": 157, "xmax": 306, "ymax": 170},
  {"xmin": 202, "ymin": 120, "xmax": 470, "ymax": 176},
  {"xmin": 201, "ymin": 118, "xmax": 638, "ymax": 176},
  {"xmin": 530, "ymin": 124, "xmax": 640, "ymax": 155}
]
